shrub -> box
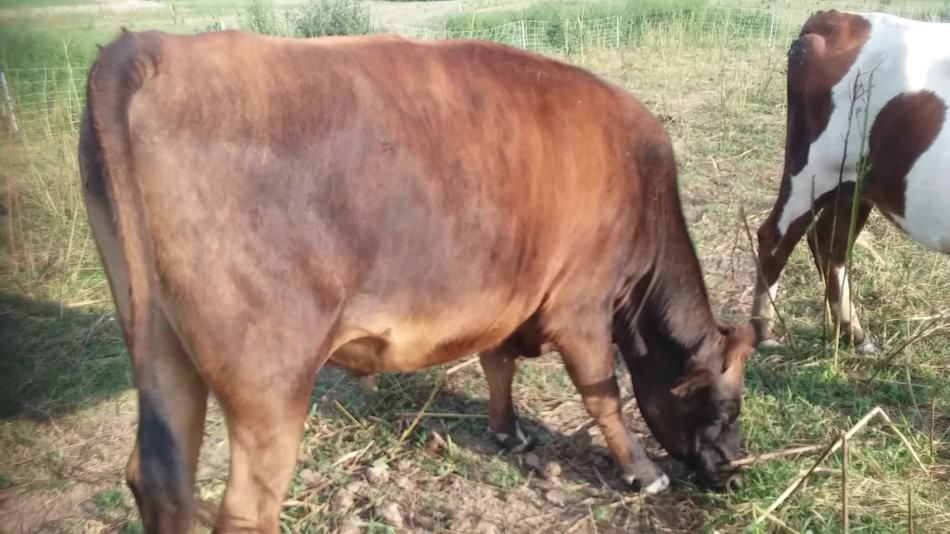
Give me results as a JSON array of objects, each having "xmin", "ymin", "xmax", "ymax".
[
  {"xmin": 290, "ymin": 0, "xmax": 371, "ymax": 38},
  {"xmin": 241, "ymin": 0, "xmax": 285, "ymax": 36}
]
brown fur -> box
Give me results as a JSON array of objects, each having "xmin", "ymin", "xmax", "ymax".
[
  {"xmin": 81, "ymin": 30, "xmax": 752, "ymax": 532},
  {"xmin": 753, "ymin": 11, "xmax": 948, "ymax": 348}
]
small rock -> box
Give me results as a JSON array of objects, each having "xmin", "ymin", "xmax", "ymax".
[
  {"xmin": 396, "ymin": 459, "xmax": 413, "ymax": 472},
  {"xmin": 475, "ymin": 521, "xmax": 500, "ymax": 534},
  {"xmin": 298, "ymin": 468, "xmax": 321, "ymax": 487},
  {"xmin": 366, "ymin": 463, "xmax": 390, "ymax": 485},
  {"xmin": 523, "ymin": 452, "xmax": 542, "ymax": 472},
  {"xmin": 337, "ymin": 515, "xmax": 361, "ymax": 534},
  {"xmin": 544, "ymin": 461, "xmax": 563, "ymax": 479},
  {"xmin": 395, "ymin": 476, "xmax": 415, "ymax": 491},
  {"xmin": 544, "ymin": 489, "xmax": 567, "ymax": 506},
  {"xmin": 331, "ymin": 489, "xmax": 355, "ymax": 510},
  {"xmin": 377, "ymin": 501, "xmax": 404, "ymax": 528},
  {"xmin": 345, "ymin": 480, "xmax": 368, "ymax": 495}
]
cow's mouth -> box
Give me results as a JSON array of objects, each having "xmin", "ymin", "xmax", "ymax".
[{"xmin": 695, "ymin": 447, "xmax": 743, "ymax": 492}]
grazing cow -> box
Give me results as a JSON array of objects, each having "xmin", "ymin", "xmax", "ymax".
[
  {"xmin": 80, "ymin": 30, "xmax": 754, "ymax": 533},
  {"xmin": 753, "ymin": 10, "xmax": 950, "ymax": 352}
]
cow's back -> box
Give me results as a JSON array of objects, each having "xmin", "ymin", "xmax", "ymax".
[{"xmin": 89, "ymin": 30, "xmax": 669, "ymax": 373}]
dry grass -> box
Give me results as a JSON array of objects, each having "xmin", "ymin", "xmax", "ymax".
[{"xmin": 1, "ymin": 3, "xmax": 948, "ymax": 533}]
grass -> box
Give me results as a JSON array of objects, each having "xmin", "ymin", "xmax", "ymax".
[{"xmin": 0, "ymin": 0, "xmax": 948, "ymax": 532}]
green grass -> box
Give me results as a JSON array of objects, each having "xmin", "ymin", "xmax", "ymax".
[
  {"xmin": 0, "ymin": 1, "xmax": 948, "ymax": 532},
  {"xmin": 0, "ymin": 0, "xmax": 87, "ymax": 8}
]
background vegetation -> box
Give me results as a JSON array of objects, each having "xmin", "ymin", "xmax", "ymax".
[{"xmin": 1, "ymin": 0, "xmax": 948, "ymax": 532}]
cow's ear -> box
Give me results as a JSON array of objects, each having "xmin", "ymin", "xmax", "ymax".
[
  {"xmin": 719, "ymin": 322, "xmax": 756, "ymax": 373},
  {"xmin": 671, "ymin": 368, "xmax": 713, "ymax": 398}
]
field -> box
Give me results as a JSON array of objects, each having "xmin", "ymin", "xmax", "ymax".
[{"xmin": 1, "ymin": 0, "xmax": 949, "ymax": 532}]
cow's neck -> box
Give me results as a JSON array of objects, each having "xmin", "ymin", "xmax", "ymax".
[{"xmin": 615, "ymin": 203, "xmax": 719, "ymax": 362}]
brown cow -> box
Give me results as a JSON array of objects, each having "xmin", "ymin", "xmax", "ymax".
[
  {"xmin": 753, "ymin": 10, "xmax": 950, "ymax": 353},
  {"xmin": 80, "ymin": 29, "xmax": 754, "ymax": 533}
]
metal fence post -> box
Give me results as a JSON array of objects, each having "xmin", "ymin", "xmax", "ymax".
[
  {"xmin": 0, "ymin": 71, "xmax": 18, "ymax": 136},
  {"xmin": 520, "ymin": 20, "xmax": 527, "ymax": 49},
  {"xmin": 615, "ymin": 16, "xmax": 621, "ymax": 48},
  {"xmin": 768, "ymin": 11, "xmax": 775, "ymax": 48}
]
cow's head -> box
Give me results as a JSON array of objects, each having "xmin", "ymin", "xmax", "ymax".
[{"xmin": 623, "ymin": 322, "xmax": 755, "ymax": 491}]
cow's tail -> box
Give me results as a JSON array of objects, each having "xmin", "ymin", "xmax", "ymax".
[{"xmin": 80, "ymin": 30, "xmax": 193, "ymax": 527}]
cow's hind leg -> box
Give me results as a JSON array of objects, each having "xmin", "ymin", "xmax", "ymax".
[
  {"xmin": 479, "ymin": 348, "xmax": 532, "ymax": 453},
  {"xmin": 126, "ymin": 306, "xmax": 209, "ymax": 533},
  {"xmin": 207, "ymin": 297, "xmax": 342, "ymax": 533},
  {"xmin": 552, "ymin": 317, "xmax": 669, "ymax": 494},
  {"xmin": 807, "ymin": 196, "xmax": 877, "ymax": 354}
]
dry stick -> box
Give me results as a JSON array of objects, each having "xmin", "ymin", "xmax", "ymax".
[
  {"xmin": 391, "ymin": 356, "xmax": 478, "ymax": 453},
  {"xmin": 874, "ymin": 409, "xmax": 928, "ymax": 472},
  {"xmin": 758, "ymin": 407, "xmax": 882, "ymax": 522},
  {"xmin": 908, "ymin": 486, "xmax": 915, "ymax": 534},
  {"xmin": 759, "ymin": 406, "xmax": 929, "ymax": 523},
  {"xmin": 396, "ymin": 412, "xmax": 487, "ymax": 420},
  {"xmin": 931, "ymin": 398, "xmax": 937, "ymax": 461},
  {"xmin": 334, "ymin": 400, "xmax": 364, "ymax": 428},
  {"xmin": 729, "ymin": 444, "xmax": 825, "ymax": 467},
  {"xmin": 841, "ymin": 432, "xmax": 849, "ymax": 534},
  {"xmin": 753, "ymin": 506, "xmax": 804, "ymax": 534}
]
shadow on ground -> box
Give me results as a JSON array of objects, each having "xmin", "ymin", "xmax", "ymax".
[
  {"xmin": 0, "ymin": 292, "xmax": 129, "ymax": 419},
  {"xmin": 304, "ymin": 361, "xmax": 706, "ymax": 532}
]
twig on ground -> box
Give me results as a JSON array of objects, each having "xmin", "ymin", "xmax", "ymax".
[
  {"xmin": 334, "ymin": 400, "xmax": 363, "ymax": 428},
  {"xmin": 753, "ymin": 506, "xmax": 803, "ymax": 534},
  {"xmin": 841, "ymin": 432, "xmax": 849, "ymax": 534},
  {"xmin": 395, "ymin": 412, "xmax": 487, "ymax": 420},
  {"xmin": 758, "ymin": 406, "xmax": 929, "ymax": 523},
  {"xmin": 874, "ymin": 409, "xmax": 928, "ymax": 472},
  {"xmin": 930, "ymin": 398, "xmax": 937, "ymax": 461},
  {"xmin": 389, "ymin": 357, "xmax": 476, "ymax": 454},
  {"xmin": 908, "ymin": 486, "xmax": 916, "ymax": 534},
  {"xmin": 729, "ymin": 444, "xmax": 824, "ymax": 467}
]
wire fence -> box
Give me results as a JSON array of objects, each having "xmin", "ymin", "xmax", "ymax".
[
  {"xmin": 391, "ymin": 8, "xmax": 795, "ymax": 55},
  {"xmin": 3, "ymin": 5, "xmax": 948, "ymax": 142}
]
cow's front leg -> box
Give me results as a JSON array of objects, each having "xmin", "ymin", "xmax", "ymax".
[
  {"xmin": 806, "ymin": 196, "xmax": 878, "ymax": 354},
  {"xmin": 555, "ymin": 327, "xmax": 669, "ymax": 494},
  {"xmin": 479, "ymin": 348, "xmax": 532, "ymax": 453},
  {"xmin": 753, "ymin": 205, "xmax": 816, "ymax": 348}
]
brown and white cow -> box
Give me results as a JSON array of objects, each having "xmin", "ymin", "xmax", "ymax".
[
  {"xmin": 80, "ymin": 30, "xmax": 754, "ymax": 533},
  {"xmin": 753, "ymin": 10, "xmax": 950, "ymax": 353}
]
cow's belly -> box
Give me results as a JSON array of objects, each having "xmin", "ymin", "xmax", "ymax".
[
  {"xmin": 326, "ymin": 294, "xmax": 536, "ymax": 375},
  {"xmin": 890, "ymin": 138, "xmax": 950, "ymax": 254}
]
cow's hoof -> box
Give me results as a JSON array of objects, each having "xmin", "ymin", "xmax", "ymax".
[
  {"xmin": 854, "ymin": 338, "xmax": 879, "ymax": 355},
  {"xmin": 494, "ymin": 422, "xmax": 533, "ymax": 454},
  {"xmin": 757, "ymin": 338, "xmax": 783, "ymax": 350},
  {"xmin": 624, "ymin": 473, "xmax": 671, "ymax": 495}
]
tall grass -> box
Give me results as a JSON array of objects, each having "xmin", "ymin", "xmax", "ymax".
[
  {"xmin": 240, "ymin": 0, "xmax": 372, "ymax": 37},
  {"xmin": 0, "ymin": 3, "xmax": 946, "ymax": 532},
  {"xmin": 439, "ymin": 0, "xmax": 780, "ymax": 54}
]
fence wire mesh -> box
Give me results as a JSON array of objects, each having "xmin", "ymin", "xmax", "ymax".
[{"xmin": 3, "ymin": 5, "xmax": 948, "ymax": 141}]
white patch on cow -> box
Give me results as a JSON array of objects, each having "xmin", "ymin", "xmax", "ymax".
[
  {"xmin": 774, "ymin": 12, "xmax": 950, "ymax": 254},
  {"xmin": 831, "ymin": 266, "xmax": 853, "ymax": 321},
  {"xmin": 628, "ymin": 473, "xmax": 670, "ymax": 495},
  {"xmin": 751, "ymin": 282, "xmax": 778, "ymax": 322}
]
